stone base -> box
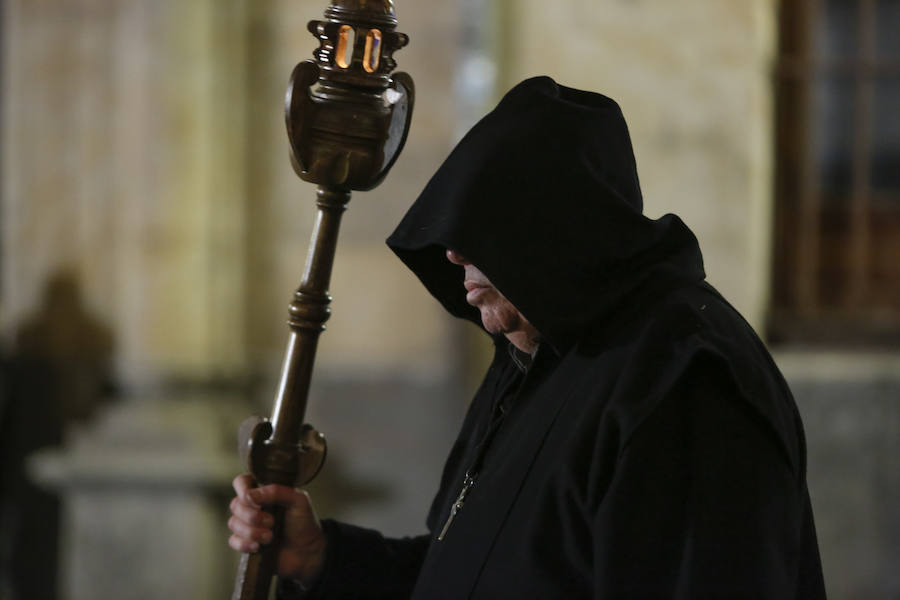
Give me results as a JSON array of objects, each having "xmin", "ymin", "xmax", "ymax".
[{"xmin": 29, "ymin": 395, "xmax": 248, "ymax": 600}]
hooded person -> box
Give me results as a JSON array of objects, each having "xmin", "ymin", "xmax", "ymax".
[{"xmin": 229, "ymin": 76, "xmax": 827, "ymax": 599}]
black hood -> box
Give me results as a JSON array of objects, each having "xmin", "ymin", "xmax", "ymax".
[{"xmin": 387, "ymin": 76, "xmax": 706, "ymax": 351}]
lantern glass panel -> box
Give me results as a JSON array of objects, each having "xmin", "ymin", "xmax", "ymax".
[
  {"xmin": 363, "ymin": 29, "xmax": 382, "ymax": 73},
  {"xmin": 336, "ymin": 25, "xmax": 355, "ymax": 69}
]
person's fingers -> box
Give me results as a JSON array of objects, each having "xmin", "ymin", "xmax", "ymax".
[
  {"xmin": 229, "ymin": 497, "xmax": 275, "ymax": 529},
  {"xmin": 233, "ymin": 474, "xmax": 257, "ymax": 505},
  {"xmin": 248, "ymin": 484, "xmax": 310, "ymax": 511},
  {"xmin": 228, "ymin": 515, "xmax": 274, "ymax": 546},
  {"xmin": 229, "ymin": 533, "xmax": 259, "ymax": 554},
  {"xmin": 233, "ymin": 476, "xmax": 304, "ymax": 512}
]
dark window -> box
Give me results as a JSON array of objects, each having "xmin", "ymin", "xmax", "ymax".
[{"xmin": 770, "ymin": 0, "xmax": 900, "ymax": 345}]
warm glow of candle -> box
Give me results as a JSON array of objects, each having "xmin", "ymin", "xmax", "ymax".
[
  {"xmin": 335, "ymin": 25, "xmax": 355, "ymax": 68},
  {"xmin": 363, "ymin": 29, "xmax": 382, "ymax": 73}
]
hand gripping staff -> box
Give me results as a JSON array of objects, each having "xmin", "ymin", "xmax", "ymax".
[{"xmin": 231, "ymin": 2, "xmax": 414, "ymax": 598}]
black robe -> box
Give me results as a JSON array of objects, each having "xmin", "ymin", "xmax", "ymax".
[{"xmin": 281, "ymin": 77, "xmax": 826, "ymax": 599}]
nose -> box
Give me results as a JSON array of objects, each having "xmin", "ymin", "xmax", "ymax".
[{"xmin": 446, "ymin": 249, "xmax": 470, "ymax": 265}]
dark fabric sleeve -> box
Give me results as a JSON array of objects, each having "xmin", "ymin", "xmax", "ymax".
[
  {"xmin": 277, "ymin": 519, "xmax": 430, "ymax": 600},
  {"xmin": 592, "ymin": 366, "xmax": 825, "ymax": 599}
]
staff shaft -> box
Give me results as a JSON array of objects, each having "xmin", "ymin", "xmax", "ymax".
[
  {"xmin": 271, "ymin": 187, "xmax": 349, "ymax": 444},
  {"xmin": 232, "ymin": 187, "xmax": 349, "ymax": 600}
]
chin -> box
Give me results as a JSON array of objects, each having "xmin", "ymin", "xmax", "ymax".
[{"xmin": 478, "ymin": 304, "xmax": 521, "ymax": 336}]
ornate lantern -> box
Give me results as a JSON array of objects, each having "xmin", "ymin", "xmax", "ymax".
[{"xmin": 286, "ymin": 0, "xmax": 414, "ymax": 190}]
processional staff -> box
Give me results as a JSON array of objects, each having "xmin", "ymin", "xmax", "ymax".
[{"xmin": 231, "ymin": 2, "xmax": 414, "ymax": 598}]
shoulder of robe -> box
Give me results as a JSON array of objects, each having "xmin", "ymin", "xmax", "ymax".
[{"xmin": 570, "ymin": 284, "xmax": 802, "ymax": 476}]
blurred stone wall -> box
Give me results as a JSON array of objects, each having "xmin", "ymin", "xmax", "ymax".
[
  {"xmin": 1, "ymin": 0, "xmax": 250, "ymax": 385},
  {"xmin": 0, "ymin": 0, "xmax": 463, "ymax": 387}
]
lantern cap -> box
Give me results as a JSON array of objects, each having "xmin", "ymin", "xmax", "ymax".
[
  {"xmin": 325, "ymin": 0, "xmax": 398, "ymax": 27},
  {"xmin": 330, "ymin": 0, "xmax": 395, "ymax": 15}
]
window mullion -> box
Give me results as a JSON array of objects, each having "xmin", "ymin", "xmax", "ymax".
[
  {"xmin": 846, "ymin": 0, "xmax": 877, "ymax": 309},
  {"xmin": 795, "ymin": 0, "xmax": 823, "ymax": 315}
]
